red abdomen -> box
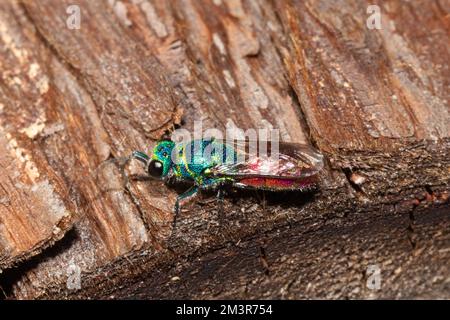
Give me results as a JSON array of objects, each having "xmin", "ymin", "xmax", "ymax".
[{"xmin": 235, "ymin": 176, "xmax": 317, "ymax": 191}]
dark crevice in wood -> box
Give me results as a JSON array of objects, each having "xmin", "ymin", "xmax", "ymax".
[
  {"xmin": 0, "ymin": 228, "xmax": 79, "ymax": 300},
  {"xmin": 408, "ymin": 209, "xmax": 417, "ymax": 250},
  {"xmin": 259, "ymin": 246, "xmax": 270, "ymax": 276},
  {"xmin": 425, "ymin": 185, "xmax": 434, "ymax": 197},
  {"xmin": 406, "ymin": 186, "xmax": 441, "ymax": 251}
]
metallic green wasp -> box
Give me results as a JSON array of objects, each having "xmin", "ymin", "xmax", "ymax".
[{"xmin": 131, "ymin": 138, "xmax": 324, "ymax": 225}]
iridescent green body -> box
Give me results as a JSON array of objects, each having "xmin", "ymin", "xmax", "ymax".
[
  {"xmin": 132, "ymin": 138, "xmax": 239, "ymax": 219},
  {"xmin": 157, "ymin": 139, "xmax": 238, "ymax": 186},
  {"xmin": 132, "ymin": 138, "xmax": 324, "ymax": 223}
]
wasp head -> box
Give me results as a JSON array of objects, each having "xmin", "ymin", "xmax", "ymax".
[
  {"xmin": 149, "ymin": 140, "xmax": 175, "ymax": 179},
  {"xmin": 132, "ymin": 140, "xmax": 175, "ymax": 179}
]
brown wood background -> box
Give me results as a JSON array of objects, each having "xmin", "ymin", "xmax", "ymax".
[{"xmin": 0, "ymin": 0, "xmax": 449, "ymax": 299}]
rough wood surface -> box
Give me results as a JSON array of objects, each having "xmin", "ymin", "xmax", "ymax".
[
  {"xmin": 0, "ymin": 133, "xmax": 73, "ymax": 271},
  {"xmin": 0, "ymin": 0, "xmax": 449, "ymax": 299}
]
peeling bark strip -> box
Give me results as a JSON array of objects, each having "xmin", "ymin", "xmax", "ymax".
[
  {"xmin": 0, "ymin": 2, "xmax": 76, "ymax": 271},
  {"xmin": 0, "ymin": 0, "xmax": 449, "ymax": 299},
  {"xmin": 0, "ymin": 132, "xmax": 73, "ymax": 271}
]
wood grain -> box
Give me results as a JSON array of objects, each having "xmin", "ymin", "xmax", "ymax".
[
  {"xmin": 276, "ymin": 0, "xmax": 449, "ymax": 151},
  {"xmin": 0, "ymin": 1, "xmax": 76, "ymax": 271},
  {"xmin": 0, "ymin": 0, "xmax": 448, "ymax": 299}
]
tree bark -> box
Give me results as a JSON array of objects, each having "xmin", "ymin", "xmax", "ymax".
[{"xmin": 0, "ymin": 0, "xmax": 449, "ymax": 299}]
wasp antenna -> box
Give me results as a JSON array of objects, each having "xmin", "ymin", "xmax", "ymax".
[
  {"xmin": 95, "ymin": 155, "xmax": 132, "ymax": 173},
  {"xmin": 131, "ymin": 151, "xmax": 150, "ymax": 165},
  {"xmin": 91, "ymin": 155, "xmax": 133, "ymax": 186}
]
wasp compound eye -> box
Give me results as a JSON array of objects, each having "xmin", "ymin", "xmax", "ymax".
[{"xmin": 148, "ymin": 160, "xmax": 164, "ymax": 178}]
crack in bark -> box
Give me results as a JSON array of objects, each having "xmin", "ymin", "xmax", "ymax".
[
  {"xmin": 407, "ymin": 209, "xmax": 417, "ymax": 249},
  {"xmin": 406, "ymin": 186, "xmax": 439, "ymax": 250},
  {"xmin": 259, "ymin": 246, "xmax": 270, "ymax": 276}
]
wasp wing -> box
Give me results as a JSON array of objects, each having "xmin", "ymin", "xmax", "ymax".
[{"xmin": 208, "ymin": 140, "xmax": 324, "ymax": 179}]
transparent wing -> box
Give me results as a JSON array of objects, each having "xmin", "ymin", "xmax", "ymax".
[{"xmin": 209, "ymin": 139, "xmax": 324, "ymax": 179}]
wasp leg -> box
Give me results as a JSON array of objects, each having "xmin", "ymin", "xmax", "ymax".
[
  {"xmin": 217, "ymin": 187, "xmax": 224, "ymax": 201},
  {"xmin": 173, "ymin": 185, "xmax": 199, "ymax": 230},
  {"xmin": 262, "ymin": 190, "xmax": 266, "ymax": 210},
  {"xmin": 129, "ymin": 174, "xmax": 152, "ymax": 182},
  {"xmin": 216, "ymin": 187, "xmax": 225, "ymax": 218},
  {"xmin": 201, "ymin": 178, "xmax": 230, "ymax": 221},
  {"xmin": 92, "ymin": 155, "xmax": 134, "ymax": 195}
]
